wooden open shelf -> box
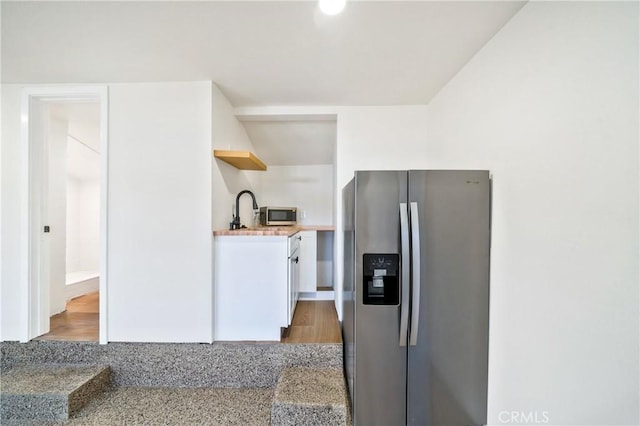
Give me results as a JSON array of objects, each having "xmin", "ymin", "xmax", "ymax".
[{"xmin": 213, "ymin": 150, "xmax": 267, "ymax": 171}]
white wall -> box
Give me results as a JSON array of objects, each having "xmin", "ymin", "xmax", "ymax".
[
  {"xmin": 335, "ymin": 106, "xmax": 430, "ymax": 187},
  {"xmin": 66, "ymin": 105, "xmax": 101, "ymax": 286},
  {"xmin": 107, "ymin": 81, "xmax": 213, "ymax": 342},
  {"xmin": 47, "ymin": 116, "xmax": 68, "ymax": 315},
  {"xmin": 334, "ymin": 105, "xmax": 430, "ymax": 315},
  {"xmin": 256, "ymin": 164, "xmax": 334, "ymax": 226},
  {"xmin": 424, "ymin": 2, "xmax": 638, "ymax": 424},
  {"xmin": 66, "ymin": 176, "xmax": 100, "ymax": 275},
  {"xmin": 69, "ymin": 119, "xmax": 100, "ymax": 152},
  {"xmin": 1, "ymin": 85, "xmax": 24, "ymax": 340},
  {"xmin": 211, "ymin": 84, "xmax": 260, "ymax": 231}
]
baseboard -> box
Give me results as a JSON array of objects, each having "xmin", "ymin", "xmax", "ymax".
[
  {"xmin": 298, "ymin": 291, "xmax": 335, "ymax": 301},
  {"xmin": 65, "ymin": 278, "xmax": 99, "ymax": 301}
]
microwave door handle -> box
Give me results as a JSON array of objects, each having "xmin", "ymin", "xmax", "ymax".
[{"xmin": 399, "ymin": 203, "xmax": 410, "ymax": 347}]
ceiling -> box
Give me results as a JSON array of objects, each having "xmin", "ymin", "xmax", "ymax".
[{"xmin": 2, "ymin": 0, "xmax": 526, "ymax": 166}]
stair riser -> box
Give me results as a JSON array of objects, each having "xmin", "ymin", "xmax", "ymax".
[
  {"xmin": 68, "ymin": 366, "xmax": 111, "ymax": 417},
  {"xmin": 0, "ymin": 365, "xmax": 111, "ymax": 421},
  {"xmin": 1, "ymin": 341, "xmax": 342, "ymax": 388},
  {"xmin": 1, "ymin": 395, "xmax": 68, "ymax": 421},
  {"xmin": 272, "ymin": 404, "xmax": 347, "ymax": 426},
  {"xmin": 271, "ymin": 367, "xmax": 350, "ymax": 426}
]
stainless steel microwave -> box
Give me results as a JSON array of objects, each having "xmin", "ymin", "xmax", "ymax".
[{"xmin": 259, "ymin": 206, "xmax": 297, "ymax": 226}]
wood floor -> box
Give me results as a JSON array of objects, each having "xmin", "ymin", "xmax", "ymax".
[
  {"xmin": 37, "ymin": 291, "xmax": 99, "ymax": 342},
  {"xmin": 35, "ymin": 292, "xmax": 342, "ymax": 344},
  {"xmin": 281, "ymin": 301, "xmax": 342, "ymax": 344}
]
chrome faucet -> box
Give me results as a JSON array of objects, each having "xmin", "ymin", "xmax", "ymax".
[{"xmin": 230, "ymin": 190, "xmax": 258, "ymax": 230}]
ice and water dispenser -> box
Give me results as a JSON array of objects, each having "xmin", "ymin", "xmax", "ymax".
[{"xmin": 362, "ymin": 254, "xmax": 399, "ymax": 305}]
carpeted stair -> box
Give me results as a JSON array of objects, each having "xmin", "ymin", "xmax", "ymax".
[
  {"xmin": 271, "ymin": 367, "xmax": 349, "ymax": 426},
  {"xmin": 1, "ymin": 341, "xmax": 351, "ymax": 424},
  {"xmin": 0, "ymin": 364, "xmax": 110, "ymax": 421}
]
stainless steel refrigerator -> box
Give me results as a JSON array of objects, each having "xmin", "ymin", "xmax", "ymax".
[{"xmin": 342, "ymin": 170, "xmax": 491, "ymax": 426}]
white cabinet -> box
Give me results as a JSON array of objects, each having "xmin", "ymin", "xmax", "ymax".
[
  {"xmin": 298, "ymin": 230, "xmax": 317, "ymax": 292},
  {"xmin": 214, "ymin": 235, "xmax": 295, "ymax": 341}
]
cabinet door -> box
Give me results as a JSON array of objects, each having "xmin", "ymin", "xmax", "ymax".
[
  {"xmin": 288, "ymin": 252, "xmax": 296, "ymax": 324},
  {"xmin": 293, "ymin": 249, "xmax": 300, "ymax": 319},
  {"xmin": 298, "ymin": 230, "xmax": 317, "ymax": 292}
]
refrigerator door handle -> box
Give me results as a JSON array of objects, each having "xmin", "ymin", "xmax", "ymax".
[
  {"xmin": 409, "ymin": 201, "xmax": 421, "ymax": 346},
  {"xmin": 399, "ymin": 203, "xmax": 410, "ymax": 347}
]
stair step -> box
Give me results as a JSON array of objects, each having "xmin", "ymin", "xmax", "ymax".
[
  {"xmin": 0, "ymin": 364, "xmax": 110, "ymax": 421},
  {"xmin": 271, "ymin": 367, "xmax": 349, "ymax": 426},
  {"xmin": 67, "ymin": 386, "xmax": 274, "ymax": 425},
  {"xmin": 1, "ymin": 341, "xmax": 343, "ymax": 388}
]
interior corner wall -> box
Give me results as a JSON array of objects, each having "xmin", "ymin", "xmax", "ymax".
[
  {"xmin": 423, "ymin": 2, "xmax": 639, "ymax": 424},
  {"xmin": 211, "ymin": 84, "xmax": 260, "ymax": 231},
  {"xmin": 1, "ymin": 84, "xmax": 24, "ymax": 341},
  {"xmin": 256, "ymin": 164, "xmax": 334, "ymax": 226},
  {"xmin": 66, "ymin": 176, "xmax": 100, "ymax": 276},
  {"xmin": 107, "ymin": 81, "xmax": 213, "ymax": 343},
  {"xmin": 333, "ymin": 105, "xmax": 429, "ymax": 318}
]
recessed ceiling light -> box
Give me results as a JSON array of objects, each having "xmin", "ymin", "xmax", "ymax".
[{"xmin": 319, "ymin": 0, "xmax": 346, "ymax": 16}]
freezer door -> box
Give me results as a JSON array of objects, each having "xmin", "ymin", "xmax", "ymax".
[
  {"xmin": 353, "ymin": 170, "xmax": 408, "ymax": 426},
  {"xmin": 407, "ymin": 170, "xmax": 491, "ymax": 426}
]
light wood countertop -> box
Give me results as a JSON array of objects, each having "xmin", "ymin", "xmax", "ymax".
[{"xmin": 213, "ymin": 225, "xmax": 334, "ymax": 237}]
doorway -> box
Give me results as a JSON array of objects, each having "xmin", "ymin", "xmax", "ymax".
[{"xmin": 21, "ymin": 87, "xmax": 108, "ymax": 344}]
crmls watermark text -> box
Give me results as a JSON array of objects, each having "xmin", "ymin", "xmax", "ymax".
[{"xmin": 498, "ymin": 410, "xmax": 550, "ymax": 424}]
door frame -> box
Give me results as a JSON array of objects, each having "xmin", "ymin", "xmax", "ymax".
[{"xmin": 20, "ymin": 86, "xmax": 109, "ymax": 344}]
